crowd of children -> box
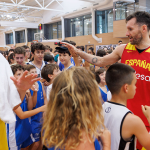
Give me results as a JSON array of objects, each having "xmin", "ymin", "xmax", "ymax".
[{"xmin": 1, "ymin": 11, "xmax": 150, "ymax": 150}]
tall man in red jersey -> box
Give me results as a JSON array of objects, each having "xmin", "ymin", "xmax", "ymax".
[{"xmin": 61, "ymin": 11, "xmax": 150, "ymax": 150}]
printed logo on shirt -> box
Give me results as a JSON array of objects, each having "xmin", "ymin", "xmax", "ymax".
[
  {"xmin": 34, "ymin": 133, "xmax": 40, "ymax": 139},
  {"xmin": 105, "ymin": 107, "xmax": 111, "ymax": 113},
  {"xmin": 125, "ymin": 59, "xmax": 150, "ymax": 71},
  {"xmin": 127, "ymin": 51, "xmax": 133, "ymax": 53},
  {"xmin": 41, "ymin": 92, "xmax": 44, "ymax": 99},
  {"xmin": 136, "ymin": 72, "xmax": 150, "ymax": 82}
]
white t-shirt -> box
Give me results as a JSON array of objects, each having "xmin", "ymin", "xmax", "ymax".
[
  {"xmin": 47, "ymin": 84, "xmax": 52, "ymax": 101},
  {"xmin": 28, "ymin": 61, "xmax": 46, "ymax": 78},
  {"xmin": 103, "ymin": 102, "xmax": 136, "ymax": 150},
  {"xmin": 0, "ymin": 54, "xmax": 21, "ymax": 123}
]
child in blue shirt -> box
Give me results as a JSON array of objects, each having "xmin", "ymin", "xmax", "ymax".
[
  {"xmin": 25, "ymin": 64, "xmax": 47, "ymax": 150},
  {"xmin": 56, "ymin": 46, "xmax": 75, "ymax": 71},
  {"xmin": 7, "ymin": 64, "xmax": 46, "ymax": 150}
]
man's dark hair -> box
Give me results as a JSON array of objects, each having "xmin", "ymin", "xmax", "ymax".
[
  {"xmin": 22, "ymin": 45, "xmax": 29, "ymax": 49},
  {"xmin": 41, "ymin": 64, "xmax": 59, "ymax": 82},
  {"xmin": 11, "ymin": 64, "xmax": 24, "ymax": 75},
  {"xmin": 96, "ymin": 49, "xmax": 106, "ymax": 57},
  {"xmin": 76, "ymin": 46, "xmax": 81, "ymax": 49},
  {"xmin": 24, "ymin": 65, "xmax": 36, "ymax": 71},
  {"xmin": 118, "ymin": 40, "xmax": 122, "ymax": 43},
  {"xmin": 44, "ymin": 53, "xmax": 54, "ymax": 62},
  {"xmin": 106, "ymin": 63, "xmax": 135, "ymax": 94},
  {"xmin": 31, "ymin": 43, "xmax": 45, "ymax": 53},
  {"xmin": 70, "ymin": 41, "xmax": 76, "ymax": 46},
  {"xmin": 126, "ymin": 11, "xmax": 150, "ymax": 31},
  {"xmin": 14, "ymin": 47, "xmax": 26, "ymax": 56}
]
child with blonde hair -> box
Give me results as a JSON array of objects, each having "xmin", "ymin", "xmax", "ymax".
[{"xmin": 42, "ymin": 67, "xmax": 110, "ymax": 150}]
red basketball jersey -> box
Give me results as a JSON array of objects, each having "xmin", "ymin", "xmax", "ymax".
[{"xmin": 121, "ymin": 43, "xmax": 150, "ymax": 126}]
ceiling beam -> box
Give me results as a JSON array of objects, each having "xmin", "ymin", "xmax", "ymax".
[
  {"xmin": 35, "ymin": 0, "xmax": 43, "ymax": 8},
  {"xmin": 0, "ymin": 2, "xmax": 64, "ymax": 12}
]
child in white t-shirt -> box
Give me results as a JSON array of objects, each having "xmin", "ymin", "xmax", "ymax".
[{"xmin": 41, "ymin": 64, "xmax": 61, "ymax": 101}]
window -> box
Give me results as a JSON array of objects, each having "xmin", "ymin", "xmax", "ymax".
[
  {"xmin": 27, "ymin": 29, "xmax": 38, "ymax": 42},
  {"xmin": 15, "ymin": 30, "xmax": 25, "ymax": 43},
  {"xmin": 44, "ymin": 21, "xmax": 62, "ymax": 39},
  {"xmin": 114, "ymin": 1, "xmax": 139, "ymax": 21},
  {"xmin": 53, "ymin": 23, "xmax": 57, "ymax": 39},
  {"xmin": 70, "ymin": 17, "xmax": 83, "ymax": 37},
  {"xmin": 6, "ymin": 33, "xmax": 13, "ymax": 45},
  {"xmin": 58, "ymin": 21, "xmax": 62, "ymax": 38},
  {"xmin": 107, "ymin": 10, "xmax": 113, "ymax": 32},
  {"xmin": 84, "ymin": 14, "xmax": 92, "ymax": 35},
  {"xmin": 115, "ymin": 2, "xmax": 126, "ymax": 20},
  {"xmin": 96, "ymin": 9, "xmax": 113, "ymax": 34},
  {"xmin": 65, "ymin": 14, "xmax": 92, "ymax": 37}
]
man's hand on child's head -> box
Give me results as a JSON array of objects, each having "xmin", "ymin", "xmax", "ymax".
[
  {"xmin": 10, "ymin": 70, "xmax": 41, "ymax": 91},
  {"xmin": 60, "ymin": 42, "xmax": 79, "ymax": 57}
]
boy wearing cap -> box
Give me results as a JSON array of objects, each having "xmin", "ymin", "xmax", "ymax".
[{"xmin": 56, "ymin": 46, "xmax": 75, "ymax": 71}]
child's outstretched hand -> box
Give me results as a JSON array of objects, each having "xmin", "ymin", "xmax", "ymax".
[
  {"xmin": 99, "ymin": 129, "xmax": 111, "ymax": 150},
  {"xmin": 10, "ymin": 70, "xmax": 40, "ymax": 91},
  {"xmin": 142, "ymin": 105, "xmax": 150, "ymax": 125}
]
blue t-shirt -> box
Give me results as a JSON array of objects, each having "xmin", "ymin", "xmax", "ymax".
[
  {"xmin": 59, "ymin": 57, "xmax": 75, "ymax": 71},
  {"xmin": 99, "ymin": 85, "xmax": 109, "ymax": 102},
  {"xmin": 30, "ymin": 81, "xmax": 44, "ymax": 135},
  {"xmin": 48, "ymin": 138, "xmax": 100, "ymax": 150},
  {"xmin": 7, "ymin": 96, "xmax": 32, "ymax": 147}
]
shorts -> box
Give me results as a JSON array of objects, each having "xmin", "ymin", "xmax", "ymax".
[
  {"xmin": 136, "ymin": 126, "xmax": 150, "ymax": 150},
  {"xmin": 32, "ymin": 132, "xmax": 41, "ymax": 142},
  {"xmin": 9, "ymin": 134, "xmax": 35, "ymax": 150},
  {"xmin": 0, "ymin": 120, "xmax": 8, "ymax": 150}
]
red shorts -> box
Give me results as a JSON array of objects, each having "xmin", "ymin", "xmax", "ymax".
[{"xmin": 136, "ymin": 126, "xmax": 150, "ymax": 150}]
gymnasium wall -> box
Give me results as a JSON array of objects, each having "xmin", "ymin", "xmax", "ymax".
[{"xmin": 4, "ymin": 31, "xmax": 129, "ymax": 52}]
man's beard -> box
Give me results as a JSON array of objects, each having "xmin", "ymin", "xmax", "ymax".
[{"xmin": 129, "ymin": 31, "xmax": 143, "ymax": 45}]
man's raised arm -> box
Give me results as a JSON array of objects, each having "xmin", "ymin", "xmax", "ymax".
[{"xmin": 61, "ymin": 42, "xmax": 126, "ymax": 67}]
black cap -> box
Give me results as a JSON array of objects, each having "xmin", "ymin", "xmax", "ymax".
[
  {"xmin": 55, "ymin": 46, "xmax": 68, "ymax": 51},
  {"xmin": 56, "ymin": 46, "xmax": 71, "ymax": 55}
]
